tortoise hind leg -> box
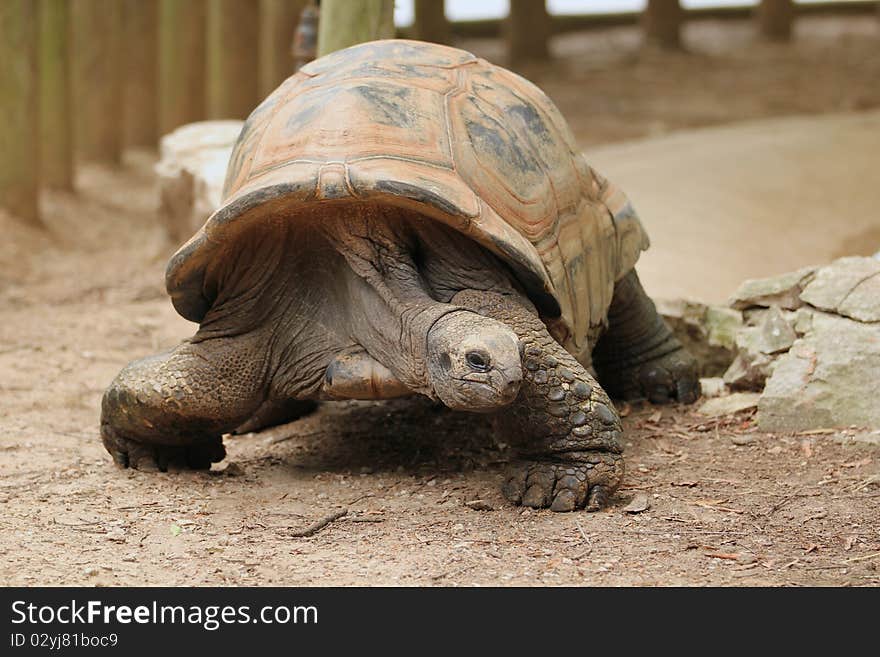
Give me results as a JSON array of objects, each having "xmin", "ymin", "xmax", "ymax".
[
  {"xmin": 101, "ymin": 334, "xmax": 269, "ymax": 471},
  {"xmin": 593, "ymin": 270, "xmax": 700, "ymax": 404}
]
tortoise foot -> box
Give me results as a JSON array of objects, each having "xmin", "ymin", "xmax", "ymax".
[
  {"xmin": 611, "ymin": 346, "xmax": 701, "ymax": 405},
  {"xmin": 502, "ymin": 453, "xmax": 625, "ymax": 512},
  {"xmin": 101, "ymin": 425, "xmax": 225, "ymax": 472}
]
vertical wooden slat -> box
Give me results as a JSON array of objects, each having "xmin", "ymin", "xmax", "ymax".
[
  {"xmin": 72, "ymin": 0, "xmax": 124, "ymax": 164},
  {"xmin": 507, "ymin": 0, "xmax": 551, "ymax": 64},
  {"xmin": 123, "ymin": 0, "xmax": 159, "ymax": 148},
  {"xmin": 0, "ymin": 0, "xmax": 41, "ymax": 222},
  {"xmin": 207, "ymin": 0, "xmax": 261, "ymax": 120},
  {"xmin": 642, "ymin": 0, "xmax": 683, "ymax": 50},
  {"xmin": 757, "ymin": 0, "xmax": 794, "ymax": 41},
  {"xmin": 40, "ymin": 0, "xmax": 73, "ymax": 191},
  {"xmin": 317, "ymin": 0, "xmax": 394, "ymax": 57},
  {"xmin": 159, "ymin": 0, "xmax": 207, "ymax": 134},
  {"xmin": 413, "ymin": 0, "xmax": 449, "ymax": 45},
  {"xmin": 260, "ymin": 0, "xmax": 308, "ymax": 97}
]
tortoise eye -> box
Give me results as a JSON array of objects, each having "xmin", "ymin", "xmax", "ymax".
[{"xmin": 465, "ymin": 350, "xmax": 491, "ymax": 372}]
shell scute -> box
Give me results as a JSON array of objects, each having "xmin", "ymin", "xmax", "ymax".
[{"xmin": 167, "ymin": 40, "xmax": 649, "ymax": 364}]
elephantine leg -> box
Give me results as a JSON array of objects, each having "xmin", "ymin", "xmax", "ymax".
[
  {"xmin": 101, "ymin": 335, "xmax": 268, "ymax": 471},
  {"xmin": 452, "ymin": 290, "xmax": 624, "ymax": 512},
  {"xmin": 593, "ymin": 270, "xmax": 700, "ymax": 404}
]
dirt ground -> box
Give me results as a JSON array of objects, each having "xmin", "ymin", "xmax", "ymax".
[{"xmin": 1, "ymin": 15, "xmax": 879, "ymax": 587}]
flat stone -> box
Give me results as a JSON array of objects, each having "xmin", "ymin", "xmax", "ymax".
[
  {"xmin": 156, "ymin": 120, "xmax": 244, "ymax": 242},
  {"xmin": 758, "ymin": 312, "xmax": 880, "ymax": 431},
  {"xmin": 800, "ymin": 257, "xmax": 880, "ymax": 322},
  {"xmin": 728, "ymin": 266, "xmax": 815, "ymax": 311},
  {"xmin": 623, "ymin": 493, "xmax": 650, "ymax": 514},
  {"xmin": 698, "ymin": 392, "xmax": 760, "ymax": 417},
  {"xmin": 699, "ymin": 377, "xmax": 728, "ymax": 398}
]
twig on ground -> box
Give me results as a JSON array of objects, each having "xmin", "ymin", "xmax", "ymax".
[
  {"xmin": 285, "ymin": 509, "xmax": 348, "ymax": 537},
  {"xmin": 432, "ymin": 563, "xmax": 477, "ymax": 581},
  {"xmin": 845, "ymin": 551, "xmax": 880, "ymax": 564},
  {"xmin": 765, "ymin": 490, "xmax": 800, "ymax": 516}
]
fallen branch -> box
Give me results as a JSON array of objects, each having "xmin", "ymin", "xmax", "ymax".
[{"xmin": 286, "ymin": 509, "xmax": 348, "ymax": 537}]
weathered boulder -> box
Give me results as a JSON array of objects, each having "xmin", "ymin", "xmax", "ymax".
[
  {"xmin": 728, "ymin": 266, "xmax": 815, "ymax": 311},
  {"xmin": 156, "ymin": 121, "xmax": 243, "ymax": 242},
  {"xmin": 758, "ymin": 311, "xmax": 880, "ymax": 431},
  {"xmin": 723, "ymin": 257, "xmax": 880, "ymax": 431},
  {"xmin": 799, "ymin": 256, "xmax": 880, "ymax": 323},
  {"xmin": 698, "ymin": 392, "xmax": 760, "ymax": 417},
  {"xmin": 657, "ymin": 299, "xmax": 742, "ymax": 376},
  {"xmin": 723, "ymin": 305, "xmax": 795, "ymax": 390}
]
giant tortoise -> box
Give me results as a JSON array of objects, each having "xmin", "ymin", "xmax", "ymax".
[{"xmin": 101, "ymin": 40, "xmax": 700, "ymax": 512}]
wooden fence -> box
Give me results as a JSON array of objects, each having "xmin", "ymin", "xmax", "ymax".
[{"xmin": 1, "ymin": 0, "xmax": 877, "ymax": 225}]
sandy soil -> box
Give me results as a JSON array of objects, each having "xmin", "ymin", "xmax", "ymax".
[{"xmin": 1, "ymin": 16, "xmax": 878, "ymax": 587}]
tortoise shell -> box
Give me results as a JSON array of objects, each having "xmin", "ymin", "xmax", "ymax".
[{"xmin": 166, "ymin": 39, "xmax": 649, "ymax": 365}]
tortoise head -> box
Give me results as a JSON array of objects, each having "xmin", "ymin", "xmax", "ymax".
[{"xmin": 426, "ymin": 311, "xmax": 522, "ymax": 412}]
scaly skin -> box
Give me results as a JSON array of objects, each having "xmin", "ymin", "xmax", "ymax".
[
  {"xmin": 453, "ymin": 290, "xmax": 624, "ymax": 512},
  {"xmin": 101, "ymin": 335, "xmax": 269, "ymax": 471},
  {"xmin": 593, "ymin": 271, "xmax": 701, "ymax": 404}
]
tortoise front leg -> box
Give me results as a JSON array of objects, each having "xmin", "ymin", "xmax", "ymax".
[
  {"xmin": 101, "ymin": 334, "xmax": 269, "ymax": 471},
  {"xmin": 452, "ymin": 291, "xmax": 624, "ymax": 512}
]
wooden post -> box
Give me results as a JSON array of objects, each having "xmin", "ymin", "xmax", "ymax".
[
  {"xmin": 123, "ymin": 0, "xmax": 159, "ymax": 148},
  {"xmin": 317, "ymin": 0, "xmax": 394, "ymax": 57},
  {"xmin": 40, "ymin": 0, "xmax": 73, "ymax": 191},
  {"xmin": 207, "ymin": 0, "xmax": 261, "ymax": 120},
  {"xmin": 507, "ymin": 0, "xmax": 551, "ymax": 64},
  {"xmin": 260, "ymin": 0, "xmax": 307, "ymax": 97},
  {"xmin": 159, "ymin": 0, "xmax": 207, "ymax": 134},
  {"xmin": 413, "ymin": 0, "xmax": 449, "ymax": 45},
  {"xmin": 0, "ymin": 0, "xmax": 40, "ymax": 223},
  {"xmin": 757, "ymin": 0, "xmax": 794, "ymax": 41},
  {"xmin": 642, "ymin": 0, "xmax": 682, "ymax": 50},
  {"xmin": 72, "ymin": 0, "xmax": 124, "ymax": 164}
]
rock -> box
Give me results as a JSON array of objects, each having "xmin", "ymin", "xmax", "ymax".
[
  {"xmin": 698, "ymin": 392, "xmax": 760, "ymax": 417},
  {"xmin": 723, "ymin": 351, "xmax": 775, "ymax": 390},
  {"xmin": 757, "ymin": 306, "xmax": 797, "ymax": 354},
  {"xmin": 792, "ymin": 307, "xmax": 814, "ymax": 336},
  {"xmin": 464, "ymin": 499, "xmax": 494, "ymax": 511},
  {"xmin": 722, "ymin": 325, "xmax": 776, "ymax": 390},
  {"xmin": 758, "ymin": 312, "xmax": 880, "ymax": 431},
  {"xmin": 730, "ymin": 435, "xmax": 756, "ymax": 446},
  {"xmin": 657, "ymin": 299, "xmax": 742, "ymax": 376},
  {"xmin": 220, "ymin": 461, "xmax": 245, "ymax": 477},
  {"xmin": 728, "ymin": 266, "xmax": 816, "ymax": 311},
  {"xmin": 800, "ymin": 257, "xmax": 880, "ymax": 323},
  {"xmin": 699, "ymin": 377, "xmax": 728, "ymax": 398},
  {"xmin": 833, "ymin": 431, "xmax": 880, "ymax": 447},
  {"xmin": 623, "ymin": 493, "xmax": 650, "ymax": 514},
  {"xmin": 156, "ymin": 121, "xmax": 244, "ymax": 242}
]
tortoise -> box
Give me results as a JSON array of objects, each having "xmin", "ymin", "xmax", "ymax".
[{"xmin": 101, "ymin": 40, "xmax": 700, "ymax": 512}]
